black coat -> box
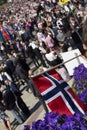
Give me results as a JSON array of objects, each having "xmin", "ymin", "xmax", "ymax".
[
  {"xmin": 26, "ymin": 46, "xmax": 35, "ymax": 59},
  {"xmin": 15, "ymin": 64, "xmax": 29, "ymax": 80},
  {"xmin": 6, "ymin": 82, "xmax": 22, "ymax": 99},
  {"xmin": 3, "ymin": 89, "xmax": 16, "ymax": 110},
  {"xmin": 7, "ymin": 82, "xmax": 30, "ymax": 116}
]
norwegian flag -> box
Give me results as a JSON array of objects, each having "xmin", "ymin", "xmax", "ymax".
[{"xmin": 33, "ymin": 69, "xmax": 87, "ymax": 115}]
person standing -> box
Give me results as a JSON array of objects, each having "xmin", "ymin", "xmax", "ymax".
[
  {"xmin": 29, "ymin": 40, "xmax": 47, "ymax": 68},
  {"xmin": 45, "ymin": 32, "xmax": 55, "ymax": 49},
  {"xmin": 4, "ymin": 79, "xmax": 30, "ymax": 118},
  {"xmin": 15, "ymin": 57, "xmax": 38, "ymax": 97},
  {"xmin": 1, "ymin": 85, "xmax": 23, "ymax": 124}
]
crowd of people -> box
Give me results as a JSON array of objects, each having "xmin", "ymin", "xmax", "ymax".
[{"xmin": 0, "ymin": 0, "xmax": 87, "ymax": 129}]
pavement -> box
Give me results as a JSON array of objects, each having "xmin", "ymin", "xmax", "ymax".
[
  {"xmin": 0, "ymin": 57, "xmax": 74, "ymax": 130},
  {"xmin": 0, "ymin": 82, "xmax": 46, "ymax": 130},
  {"xmin": 0, "ymin": 76, "xmax": 74, "ymax": 130},
  {"xmin": 0, "ymin": 59, "xmax": 49, "ymax": 130}
]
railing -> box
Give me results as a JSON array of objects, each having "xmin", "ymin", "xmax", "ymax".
[{"xmin": 31, "ymin": 54, "xmax": 82, "ymax": 78}]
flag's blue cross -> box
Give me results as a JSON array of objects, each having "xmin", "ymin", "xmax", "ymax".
[{"xmin": 43, "ymin": 73, "xmax": 83, "ymax": 114}]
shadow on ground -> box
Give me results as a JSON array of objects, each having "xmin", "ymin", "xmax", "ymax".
[{"xmin": 11, "ymin": 101, "xmax": 41, "ymax": 129}]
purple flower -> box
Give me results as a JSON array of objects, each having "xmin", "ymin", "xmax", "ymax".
[
  {"xmin": 73, "ymin": 64, "xmax": 87, "ymax": 104},
  {"xmin": 24, "ymin": 112, "xmax": 87, "ymax": 130},
  {"xmin": 24, "ymin": 125, "xmax": 30, "ymax": 130}
]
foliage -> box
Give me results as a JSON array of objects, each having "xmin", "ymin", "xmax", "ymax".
[
  {"xmin": 23, "ymin": 112, "xmax": 87, "ymax": 130},
  {"xmin": 73, "ymin": 64, "xmax": 87, "ymax": 104}
]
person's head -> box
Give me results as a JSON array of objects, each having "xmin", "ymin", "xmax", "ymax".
[
  {"xmin": 46, "ymin": 47, "xmax": 52, "ymax": 53},
  {"xmin": 4, "ymin": 79, "xmax": 10, "ymax": 86}
]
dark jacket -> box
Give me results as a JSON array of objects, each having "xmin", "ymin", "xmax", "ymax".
[
  {"xmin": 15, "ymin": 56, "xmax": 30, "ymax": 80},
  {"xmin": 3, "ymin": 89, "xmax": 16, "ymax": 110},
  {"xmin": 15, "ymin": 64, "xmax": 28, "ymax": 80},
  {"xmin": 7, "ymin": 82, "xmax": 22, "ymax": 99},
  {"xmin": 26, "ymin": 46, "xmax": 35, "ymax": 59}
]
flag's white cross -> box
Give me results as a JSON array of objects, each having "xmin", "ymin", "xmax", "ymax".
[{"xmin": 41, "ymin": 73, "xmax": 85, "ymax": 114}]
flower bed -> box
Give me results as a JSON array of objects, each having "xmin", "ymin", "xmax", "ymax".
[
  {"xmin": 73, "ymin": 64, "xmax": 87, "ymax": 105},
  {"xmin": 24, "ymin": 112, "xmax": 87, "ymax": 130}
]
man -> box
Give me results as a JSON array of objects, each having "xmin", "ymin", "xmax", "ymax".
[
  {"xmin": 1, "ymin": 85, "xmax": 23, "ymax": 124},
  {"xmin": 4, "ymin": 79, "xmax": 30, "ymax": 118},
  {"xmin": 29, "ymin": 39, "xmax": 48, "ymax": 68},
  {"xmin": 15, "ymin": 56, "xmax": 38, "ymax": 97}
]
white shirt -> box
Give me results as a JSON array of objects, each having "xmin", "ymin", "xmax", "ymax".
[
  {"xmin": 29, "ymin": 41, "xmax": 37, "ymax": 49},
  {"xmin": 45, "ymin": 51, "xmax": 57, "ymax": 61}
]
